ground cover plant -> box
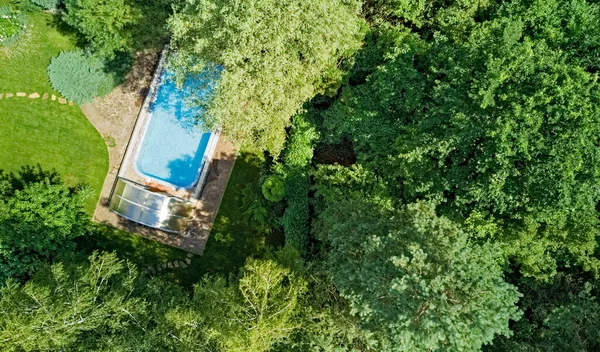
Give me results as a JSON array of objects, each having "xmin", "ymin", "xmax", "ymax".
[{"xmin": 0, "ymin": 5, "xmax": 25, "ymax": 47}]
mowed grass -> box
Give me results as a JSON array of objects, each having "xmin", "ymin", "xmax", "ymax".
[
  {"xmin": 0, "ymin": 10, "xmax": 76, "ymax": 93},
  {"xmin": 0, "ymin": 98, "xmax": 108, "ymax": 212},
  {"xmin": 0, "ymin": 9, "xmax": 107, "ymax": 213}
]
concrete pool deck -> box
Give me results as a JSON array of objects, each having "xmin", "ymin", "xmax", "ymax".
[{"xmin": 81, "ymin": 50, "xmax": 237, "ymax": 254}]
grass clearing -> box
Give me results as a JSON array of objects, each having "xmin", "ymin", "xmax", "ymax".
[
  {"xmin": 0, "ymin": 10, "xmax": 76, "ymax": 93},
  {"xmin": 0, "ymin": 9, "xmax": 107, "ymax": 213},
  {"xmin": 181, "ymin": 151, "xmax": 274, "ymax": 285},
  {"xmin": 0, "ymin": 98, "xmax": 108, "ymax": 212}
]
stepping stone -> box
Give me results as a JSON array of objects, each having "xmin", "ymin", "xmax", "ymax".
[
  {"xmin": 6, "ymin": 93, "xmax": 13, "ymax": 98},
  {"xmin": 178, "ymin": 260, "xmax": 187, "ymax": 267},
  {"xmin": 180, "ymin": 262, "xmax": 188, "ymax": 269},
  {"xmin": 16, "ymin": 92, "xmax": 26, "ymax": 97},
  {"xmin": 0, "ymin": 93, "xmax": 2, "ymax": 99},
  {"xmin": 51, "ymin": 94, "xmax": 56, "ymax": 101},
  {"xmin": 167, "ymin": 262, "xmax": 173, "ymax": 269},
  {"xmin": 69, "ymin": 101, "xmax": 74, "ymax": 106},
  {"xmin": 174, "ymin": 261, "xmax": 180, "ymax": 268},
  {"xmin": 161, "ymin": 263, "xmax": 167, "ymax": 269},
  {"xmin": 29, "ymin": 93, "xmax": 40, "ymax": 99},
  {"xmin": 185, "ymin": 258, "xmax": 192, "ymax": 265},
  {"xmin": 148, "ymin": 265, "xmax": 156, "ymax": 274},
  {"xmin": 186, "ymin": 252, "xmax": 194, "ymax": 258},
  {"xmin": 58, "ymin": 98, "xmax": 67, "ymax": 104},
  {"xmin": 42, "ymin": 93, "xmax": 48, "ymax": 100}
]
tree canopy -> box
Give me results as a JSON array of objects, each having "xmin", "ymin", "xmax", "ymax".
[
  {"xmin": 168, "ymin": 0, "xmax": 365, "ymax": 155},
  {"xmin": 316, "ymin": 198, "xmax": 521, "ymax": 351},
  {"xmin": 321, "ymin": 0, "xmax": 600, "ymax": 279},
  {"xmin": 62, "ymin": 0, "xmax": 138, "ymax": 57},
  {"xmin": 0, "ymin": 166, "xmax": 90, "ymax": 283}
]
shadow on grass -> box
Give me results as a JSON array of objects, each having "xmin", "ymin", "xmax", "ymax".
[
  {"xmin": 181, "ymin": 151, "xmax": 275, "ymax": 285},
  {"xmin": 76, "ymin": 224, "xmax": 187, "ymax": 268}
]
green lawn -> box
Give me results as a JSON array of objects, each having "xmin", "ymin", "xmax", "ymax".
[
  {"xmin": 0, "ymin": 10, "xmax": 77, "ymax": 93},
  {"xmin": 77, "ymin": 225, "xmax": 188, "ymax": 268},
  {"xmin": 0, "ymin": 99, "xmax": 108, "ymax": 212},
  {"xmin": 182, "ymin": 151, "xmax": 279, "ymax": 285},
  {"xmin": 0, "ymin": 9, "xmax": 108, "ymax": 213}
]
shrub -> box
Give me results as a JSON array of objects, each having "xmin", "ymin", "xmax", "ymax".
[
  {"xmin": 262, "ymin": 175, "xmax": 286, "ymax": 202},
  {"xmin": 280, "ymin": 115, "xmax": 319, "ymax": 254},
  {"xmin": 31, "ymin": 0, "xmax": 59, "ymax": 11},
  {"xmin": 281, "ymin": 171, "xmax": 310, "ymax": 251},
  {"xmin": 47, "ymin": 50, "xmax": 119, "ymax": 104},
  {"xmin": 0, "ymin": 5, "xmax": 25, "ymax": 47},
  {"xmin": 11, "ymin": 0, "xmax": 40, "ymax": 13}
]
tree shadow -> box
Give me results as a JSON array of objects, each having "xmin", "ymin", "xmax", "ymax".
[{"xmin": 165, "ymin": 132, "xmax": 211, "ymax": 188}]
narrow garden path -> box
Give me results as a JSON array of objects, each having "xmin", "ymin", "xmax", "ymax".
[
  {"xmin": 0, "ymin": 91, "xmax": 73, "ymax": 105},
  {"xmin": 144, "ymin": 252, "xmax": 195, "ymax": 274}
]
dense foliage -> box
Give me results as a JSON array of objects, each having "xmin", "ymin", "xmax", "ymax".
[
  {"xmin": 62, "ymin": 0, "xmax": 137, "ymax": 57},
  {"xmin": 316, "ymin": 199, "xmax": 521, "ymax": 351},
  {"xmin": 0, "ymin": 249, "xmax": 310, "ymax": 352},
  {"xmin": 47, "ymin": 50, "xmax": 120, "ymax": 104},
  {"xmin": 168, "ymin": 0, "xmax": 365, "ymax": 155},
  {"xmin": 278, "ymin": 115, "xmax": 318, "ymax": 253},
  {"xmin": 31, "ymin": 0, "xmax": 58, "ymax": 11},
  {"xmin": 0, "ymin": 166, "xmax": 89, "ymax": 283},
  {"xmin": 4, "ymin": 0, "xmax": 600, "ymax": 350},
  {"xmin": 321, "ymin": 0, "xmax": 600, "ymax": 279}
]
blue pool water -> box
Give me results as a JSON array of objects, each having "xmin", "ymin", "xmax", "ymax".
[{"xmin": 135, "ymin": 68, "xmax": 218, "ymax": 189}]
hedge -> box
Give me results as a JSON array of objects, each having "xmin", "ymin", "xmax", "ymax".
[{"xmin": 280, "ymin": 115, "xmax": 318, "ymax": 254}]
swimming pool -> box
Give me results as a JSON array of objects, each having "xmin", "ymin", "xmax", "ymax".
[{"xmin": 134, "ymin": 66, "xmax": 219, "ymax": 189}]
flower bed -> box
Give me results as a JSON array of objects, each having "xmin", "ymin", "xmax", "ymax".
[{"xmin": 0, "ymin": 6, "xmax": 25, "ymax": 47}]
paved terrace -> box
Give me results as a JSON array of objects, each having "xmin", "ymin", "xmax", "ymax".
[{"xmin": 81, "ymin": 51, "xmax": 236, "ymax": 254}]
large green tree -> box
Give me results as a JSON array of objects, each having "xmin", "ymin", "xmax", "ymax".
[
  {"xmin": 487, "ymin": 272, "xmax": 600, "ymax": 352},
  {"xmin": 0, "ymin": 166, "xmax": 90, "ymax": 282},
  {"xmin": 168, "ymin": 0, "xmax": 365, "ymax": 155},
  {"xmin": 0, "ymin": 252, "xmax": 145, "ymax": 351},
  {"xmin": 172, "ymin": 253, "xmax": 308, "ymax": 351},
  {"xmin": 62, "ymin": 0, "xmax": 138, "ymax": 56},
  {"xmin": 315, "ymin": 198, "xmax": 521, "ymax": 351},
  {"xmin": 322, "ymin": 0, "xmax": 600, "ymax": 279}
]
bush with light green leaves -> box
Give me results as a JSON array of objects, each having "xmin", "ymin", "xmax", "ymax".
[{"xmin": 47, "ymin": 50, "xmax": 119, "ymax": 104}]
